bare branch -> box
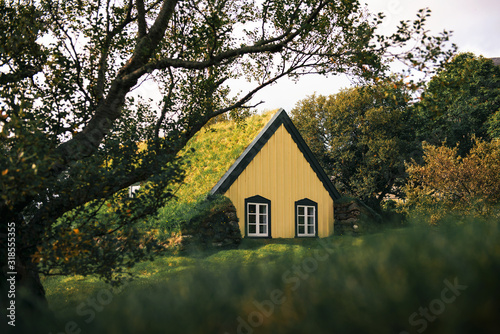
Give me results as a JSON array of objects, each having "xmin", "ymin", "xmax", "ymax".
[
  {"xmin": 211, "ymin": 68, "xmax": 296, "ymax": 119},
  {"xmin": 46, "ymin": 1, "xmax": 94, "ymax": 106},
  {"xmin": 155, "ymin": 68, "xmax": 176, "ymax": 139}
]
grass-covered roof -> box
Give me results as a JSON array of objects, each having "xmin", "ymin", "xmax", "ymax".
[{"xmin": 173, "ymin": 110, "xmax": 276, "ymax": 203}]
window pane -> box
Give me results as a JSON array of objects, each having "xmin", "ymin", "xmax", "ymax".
[
  {"xmin": 249, "ymin": 204, "xmax": 256, "ymax": 214},
  {"xmin": 260, "ymin": 214, "xmax": 266, "ymax": 224},
  {"xmin": 298, "ymin": 216, "xmax": 305, "ymax": 225},
  {"xmin": 298, "ymin": 226, "xmax": 304, "ymax": 234},
  {"xmin": 307, "ymin": 207, "xmax": 314, "ymax": 216},
  {"xmin": 308, "ymin": 216, "xmax": 314, "ymax": 226},
  {"xmin": 298, "ymin": 206, "xmax": 304, "ymax": 215},
  {"xmin": 259, "ymin": 225, "xmax": 267, "ymax": 234},
  {"xmin": 259, "ymin": 205, "xmax": 267, "ymax": 214},
  {"xmin": 249, "ymin": 225, "xmax": 256, "ymax": 234},
  {"xmin": 249, "ymin": 214, "xmax": 256, "ymax": 224},
  {"xmin": 308, "ymin": 225, "xmax": 315, "ymax": 235}
]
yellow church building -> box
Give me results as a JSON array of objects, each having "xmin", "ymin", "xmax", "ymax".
[{"xmin": 211, "ymin": 109, "xmax": 341, "ymax": 238}]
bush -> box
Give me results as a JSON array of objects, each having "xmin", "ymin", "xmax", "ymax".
[
  {"xmin": 142, "ymin": 194, "xmax": 241, "ymax": 251},
  {"xmin": 404, "ymin": 138, "xmax": 500, "ymax": 224},
  {"xmin": 380, "ymin": 199, "xmax": 407, "ymax": 227},
  {"xmin": 179, "ymin": 194, "xmax": 241, "ymax": 250}
]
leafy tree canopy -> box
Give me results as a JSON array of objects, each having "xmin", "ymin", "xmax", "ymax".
[
  {"xmin": 0, "ymin": 0, "xmax": 455, "ymax": 306},
  {"xmin": 291, "ymin": 80, "xmax": 419, "ymax": 208},
  {"xmin": 414, "ymin": 52, "xmax": 500, "ymax": 155}
]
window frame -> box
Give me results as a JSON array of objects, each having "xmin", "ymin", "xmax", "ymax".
[
  {"xmin": 128, "ymin": 182, "xmax": 141, "ymax": 198},
  {"xmin": 245, "ymin": 195, "xmax": 271, "ymax": 238},
  {"xmin": 295, "ymin": 198, "xmax": 318, "ymax": 238}
]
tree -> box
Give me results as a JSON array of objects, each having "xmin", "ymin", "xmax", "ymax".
[
  {"xmin": 0, "ymin": 0, "xmax": 455, "ymax": 308},
  {"xmin": 405, "ymin": 139, "xmax": 500, "ymax": 224},
  {"xmin": 487, "ymin": 109, "xmax": 500, "ymax": 139},
  {"xmin": 291, "ymin": 81, "xmax": 419, "ymax": 209},
  {"xmin": 414, "ymin": 53, "xmax": 500, "ymax": 156}
]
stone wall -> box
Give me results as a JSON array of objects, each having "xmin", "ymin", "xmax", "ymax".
[
  {"xmin": 334, "ymin": 199, "xmax": 381, "ymax": 235},
  {"xmin": 177, "ymin": 197, "xmax": 242, "ymax": 251}
]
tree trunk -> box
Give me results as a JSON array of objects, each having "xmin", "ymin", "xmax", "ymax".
[
  {"xmin": 1, "ymin": 236, "xmax": 48, "ymax": 312},
  {"xmin": 16, "ymin": 254, "xmax": 48, "ymax": 310}
]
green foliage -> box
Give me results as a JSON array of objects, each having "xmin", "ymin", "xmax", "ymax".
[
  {"xmin": 404, "ymin": 138, "xmax": 500, "ymax": 224},
  {"xmin": 20, "ymin": 219, "xmax": 500, "ymax": 334},
  {"xmin": 414, "ymin": 53, "xmax": 500, "ymax": 155},
  {"xmin": 32, "ymin": 154, "xmax": 187, "ymax": 284},
  {"xmin": 292, "ymin": 81, "xmax": 418, "ymax": 208},
  {"xmin": 487, "ymin": 109, "xmax": 500, "ymax": 139},
  {"xmin": 180, "ymin": 194, "xmax": 234, "ymax": 228},
  {"xmin": 0, "ymin": 1, "xmax": 46, "ymax": 86}
]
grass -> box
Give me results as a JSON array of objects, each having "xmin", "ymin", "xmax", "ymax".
[
  {"xmin": 41, "ymin": 237, "xmax": 338, "ymax": 316},
  {"xmin": 14, "ymin": 219, "xmax": 500, "ymax": 334}
]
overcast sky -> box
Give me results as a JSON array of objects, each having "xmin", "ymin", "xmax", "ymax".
[{"xmin": 244, "ymin": 0, "xmax": 500, "ymax": 113}]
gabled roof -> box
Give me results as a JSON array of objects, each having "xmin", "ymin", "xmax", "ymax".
[{"xmin": 210, "ymin": 108, "xmax": 341, "ymax": 200}]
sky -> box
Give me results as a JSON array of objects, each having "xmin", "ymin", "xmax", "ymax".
[{"xmin": 239, "ymin": 0, "xmax": 500, "ymax": 113}]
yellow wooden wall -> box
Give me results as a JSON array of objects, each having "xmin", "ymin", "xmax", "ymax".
[{"xmin": 224, "ymin": 124, "xmax": 334, "ymax": 238}]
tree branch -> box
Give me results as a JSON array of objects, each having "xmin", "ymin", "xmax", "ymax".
[
  {"xmin": 94, "ymin": 0, "xmax": 135, "ymax": 102},
  {"xmin": 0, "ymin": 66, "xmax": 41, "ymax": 85},
  {"xmin": 54, "ymin": 0, "xmax": 180, "ymax": 175},
  {"xmin": 46, "ymin": 1, "xmax": 94, "ymax": 106},
  {"xmin": 136, "ymin": 0, "xmax": 147, "ymax": 38},
  {"xmin": 155, "ymin": 68, "xmax": 176, "ymax": 140}
]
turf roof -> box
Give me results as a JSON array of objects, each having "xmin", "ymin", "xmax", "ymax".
[{"xmin": 174, "ymin": 110, "xmax": 276, "ymax": 203}]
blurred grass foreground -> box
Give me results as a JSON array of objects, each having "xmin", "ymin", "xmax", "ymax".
[{"xmin": 10, "ymin": 218, "xmax": 498, "ymax": 334}]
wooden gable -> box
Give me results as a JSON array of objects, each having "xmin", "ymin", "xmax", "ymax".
[{"xmin": 211, "ymin": 109, "xmax": 340, "ymax": 238}]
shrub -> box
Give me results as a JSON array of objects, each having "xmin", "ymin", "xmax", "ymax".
[
  {"xmin": 179, "ymin": 194, "xmax": 241, "ymax": 250},
  {"xmin": 404, "ymin": 138, "xmax": 500, "ymax": 224},
  {"xmin": 142, "ymin": 194, "xmax": 241, "ymax": 251}
]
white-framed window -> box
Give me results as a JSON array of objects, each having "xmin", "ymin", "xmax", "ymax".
[
  {"xmin": 245, "ymin": 195, "xmax": 271, "ymax": 238},
  {"xmin": 295, "ymin": 198, "xmax": 318, "ymax": 237},
  {"xmin": 247, "ymin": 203, "xmax": 269, "ymax": 236},
  {"xmin": 297, "ymin": 206, "xmax": 315, "ymax": 236},
  {"xmin": 128, "ymin": 183, "xmax": 141, "ymax": 198}
]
